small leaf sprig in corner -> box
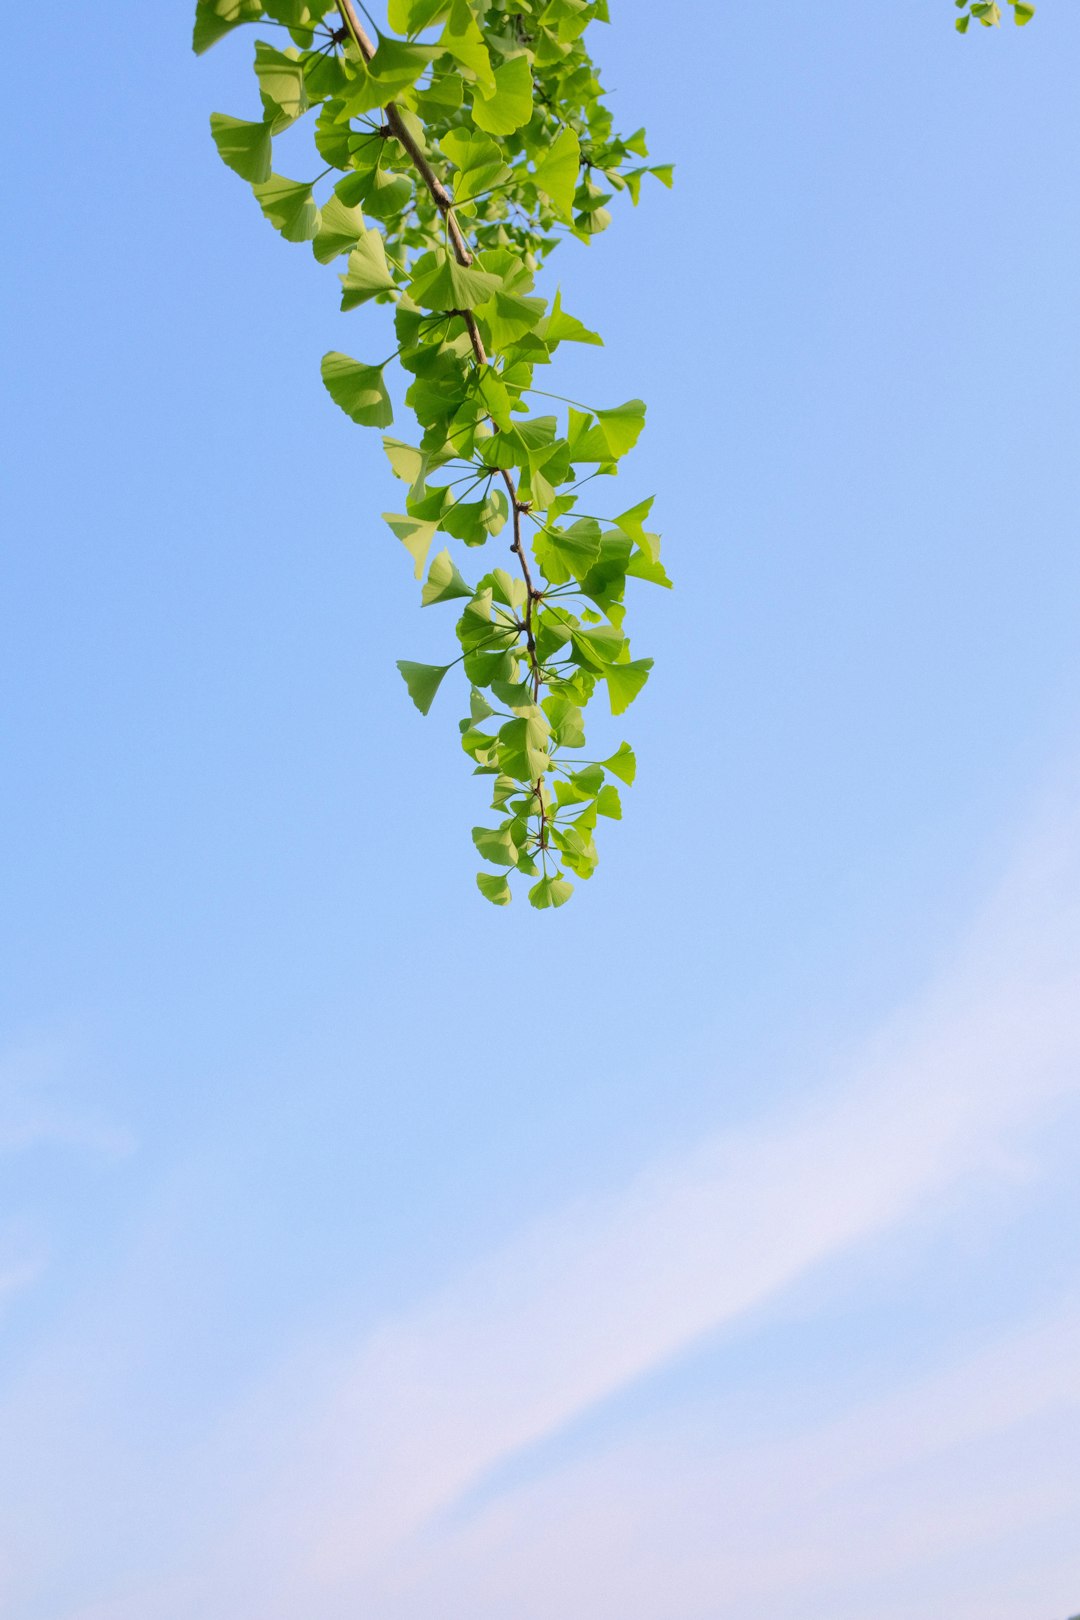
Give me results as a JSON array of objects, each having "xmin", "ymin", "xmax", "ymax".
[{"xmin": 955, "ymin": 0, "xmax": 1035, "ymax": 32}]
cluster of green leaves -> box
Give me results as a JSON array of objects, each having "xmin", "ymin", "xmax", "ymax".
[
  {"xmin": 954, "ymin": 0, "xmax": 1035, "ymax": 30},
  {"xmin": 195, "ymin": 0, "xmax": 670, "ymax": 908}
]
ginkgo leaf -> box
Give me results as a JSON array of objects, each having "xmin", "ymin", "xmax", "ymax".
[
  {"xmin": 596, "ymin": 399, "xmax": 647, "ymax": 457},
  {"xmin": 471, "ymin": 54, "xmax": 533, "ymax": 136},
  {"xmin": 605, "ymin": 658, "xmax": 653, "ymax": 716},
  {"xmin": 407, "ymin": 251, "xmax": 502, "ymax": 311},
  {"xmin": 339, "ymin": 229, "xmax": 396, "ymax": 305},
  {"xmin": 422, "ymin": 549, "xmax": 473, "ymax": 606},
  {"xmin": 313, "ymin": 192, "xmax": 366, "ymax": 264},
  {"xmin": 441, "ymin": 128, "xmax": 510, "ymax": 204},
  {"xmin": 254, "ymin": 42, "xmax": 308, "ymax": 128},
  {"xmin": 397, "ymin": 660, "xmax": 451, "ymax": 715},
  {"xmin": 534, "ymin": 127, "xmax": 580, "ymax": 216},
  {"xmin": 320, "ymin": 352, "xmax": 392, "ymax": 427},
  {"xmin": 388, "ymin": 0, "xmax": 448, "ymax": 33},
  {"xmin": 476, "ymin": 871, "xmax": 512, "ymax": 905},
  {"xmin": 528, "ymin": 875, "xmax": 574, "ymax": 909},
  {"xmin": 472, "ymin": 824, "xmax": 519, "ymax": 866},
  {"xmin": 384, "ymin": 513, "xmax": 439, "ymax": 579},
  {"xmin": 193, "ymin": 0, "xmax": 261, "ymax": 54},
  {"xmin": 539, "ymin": 288, "xmax": 602, "ymax": 349},
  {"xmin": 252, "ymin": 174, "xmax": 317, "ymax": 242},
  {"xmin": 209, "ymin": 113, "xmax": 272, "ymax": 182},
  {"xmin": 602, "ymin": 743, "xmax": 637, "ymax": 785},
  {"xmin": 340, "ymin": 40, "xmax": 438, "ymax": 116},
  {"xmin": 534, "ymin": 520, "xmax": 602, "ymax": 586},
  {"xmin": 439, "ymin": 0, "xmax": 495, "ymax": 92}
]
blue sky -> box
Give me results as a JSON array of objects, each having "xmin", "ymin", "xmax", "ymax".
[{"xmin": 2, "ymin": 1, "xmax": 1080, "ymax": 1615}]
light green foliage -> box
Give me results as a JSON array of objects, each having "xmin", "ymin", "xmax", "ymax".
[
  {"xmin": 197, "ymin": 0, "xmax": 673, "ymax": 907},
  {"xmin": 954, "ymin": 0, "xmax": 1035, "ymax": 29}
]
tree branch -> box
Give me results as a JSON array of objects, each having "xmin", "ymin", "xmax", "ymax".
[
  {"xmin": 337, "ymin": 0, "xmax": 487, "ymax": 365},
  {"xmin": 337, "ymin": 0, "xmax": 548, "ymax": 849}
]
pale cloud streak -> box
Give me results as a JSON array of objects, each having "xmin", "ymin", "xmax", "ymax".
[
  {"xmin": 177, "ymin": 789, "xmax": 1080, "ymax": 1617},
  {"xmin": 349, "ymin": 1305, "xmax": 1080, "ymax": 1620},
  {"xmin": 10, "ymin": 791, "xmax": 1080, "ymax": 1620}
]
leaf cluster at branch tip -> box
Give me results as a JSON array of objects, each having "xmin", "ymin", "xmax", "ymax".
[{"xmin": 954, "ymin": 0, "xmax": 1035, "ymax": 30}]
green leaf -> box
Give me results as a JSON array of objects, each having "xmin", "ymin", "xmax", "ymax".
[
  {"xmin": 475, "ymin": 287, "xmax": 547, "ymax": 350},
  {"xmin": 534, "ymin": 519, "xmax": 602, "ymax": 586},
  {"xmin": 614, "ymin": 497, "xmax": 659, "ymax": 559},
  {"xmin": 303, "ymin": 48, "xmax": 347, "ymax": 99},
  {"xmin": 554, "ymin": 823, "xmax": 598, "ymax": 878},
  {"xmin": 572, "ymin": 623, "xmax": 626, "ymax": 669},
  {"xmin": 407, "ymin": 251, "xmax": 502, "ymax": 311},
  {"xmin": 472, "ymin": 824, "xmax": 519, "ymax": 866},
  {"xmin": 529, "ymin": 875, "xmax": 574, "ymax": 909},
  {"xmin": 596, "ymin": 784, "xmax": 622, "ymax": 819},
  {"xmin": 363, "ymin": 169, "xmax": 413, "ymax": 221},
  {"xmin": 384, "ymin": 513, "xmax": 439, "ymax": 578},
  {"xmin": 605, "ymin": 658, "xmax": 652, "ymax": 716},
  {"xmin": 383, "ymin": 438, "xmax": 427, "ymax": 489},
  {"xmin": 397, "ymin": 660, "xmax": 451, "ymax": 715},
  {"xmin": 470, "ymin": 687, "xmax": 495, "ymax": 722},
  {"xmin": 263, "ymin": 0, "xmax": 324, "ymax": 31},
  {"xmin": 596, "ymin": 399, "xmax": 647, "ymax": 458},
  {"xmin": 313, "ymin": 193, "xmax": 367, "ymax": 265},
  {"xmin": 252, "ymin": 174, "xmax": 318, "ymax": 242},
  {"xmin": 498, "ymin": 714, "xmax": 551, "ymax": 781},
  {"xmin": 339, "ymin": 229, "xmax": 397, "ymax": 305},
  {"xmin": 1012, "ymin": 1, "xmax": 1035, "ymax": 20},
  {"xmin": 542, "ymin": 694, "xmax": 586, "ymax": 748},
  {"xmin": 388, "ymin": 0, "xmax": 448, "ymax": 32},
  {"xmin": 563, "ymin": 765, "xmax": 603, "ymax": 802},
  {"xmin": 415, "ymin": 72, "xmax": 465, "ymax": 120},
  {"xmin": 626, "ymin": 550, "xmax": 672, "ymax": 588},
  {"xmin": 193, "ymin": 0, "xmax": 262, "ymax": 54},
  {"xmin": 471, "ymin": 54, "xmax": 534, "ymax": 137},
  {"xmin": 567, "ymin": 403, "xmax": 642, "ymax": 465},
  {"xmin": 209, "ymin": 113, "xmax": 272, "ymax": 183},
  {"xmin": 534, "ymin": 126, "xmax": 580, "ymax": 216},
  {"xmin": 320, "ymin": 351, "xmax": 393, "ymax": 427},
  {"xmin": 341, "ymin": 39, "xmax": 438, "ymax": 115},
  {"xmin": 476, "ymin": 870, "xmax": 512, "ymax": 905},
  {"xmin": 254, "ymin": 42, "xmax": 309, "ymax": 128},
  {"xmin": 440, "ymin": 128, "xmax": 511, "ymax": 204},
  {"xmin": 422, "ymin": 549, "xmax": 473, "ymax": 606},
  {"xmin": 439, "ymin": 0, "xmax": 496, "ymax": 92},
  {"xmin": 539, "ymin": 288, "xmax": 602, "ymax": 348},
  {"xmin": 602, "ymin": 742, "xmax": 637, "ymax": 784}
]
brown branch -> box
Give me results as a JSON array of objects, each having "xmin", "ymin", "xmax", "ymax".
[
  {"xmin": 502, "ymin": 473, "xmax": 548, "ymax": 849},
  {"xmin": 338, "ymin": 0, "xmax": 548, "ymax": 849},
  {"xmin": 337, "ymin": 0, "xmax": 487, "ymax": 364}
]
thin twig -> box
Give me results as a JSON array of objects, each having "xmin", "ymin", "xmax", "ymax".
[
  {"xmin": 337, "ymin": 0, "xmax": 550, "ymax": 852},
  {"xmin": 337, "ymin": 0, "xmax": 487, "ymax": 364}
]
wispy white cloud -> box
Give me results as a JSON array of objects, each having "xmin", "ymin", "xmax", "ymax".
[
  {"xmin": 171, "ymin": 788, "xmax": 1080, "ymax": 1616},
  {"xmin": 0, "ymin": 1040, "xmax": 134, "ymax": 1161},
  {"xmin": 0, "ymin": 1040, "xmax": 134, "ymax": 1331},
  {"xmin": 10, "ymin": 792, "xmax": 1080, "ymax": 1620},
  {"xmin": 341, "ymin": 1305, "xmax": 1080, "ymax": 1620}
]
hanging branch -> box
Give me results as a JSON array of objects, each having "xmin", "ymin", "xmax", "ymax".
[{"xmin": 195, "ymin": 0, "xmax": 673, "ymax": 908}]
